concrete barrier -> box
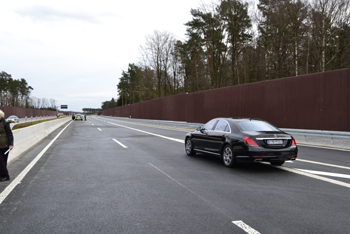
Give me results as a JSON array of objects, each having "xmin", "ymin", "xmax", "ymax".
[{"xmin": 8, "ymin": 117, "xmax": 71, "ymax": 164}]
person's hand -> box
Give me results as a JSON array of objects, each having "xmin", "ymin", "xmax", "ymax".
[{"xmin": 9, "ymin": 145, "xmax": 13, "ymax": 150}]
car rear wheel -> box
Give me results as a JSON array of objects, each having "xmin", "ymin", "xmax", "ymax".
[
  {"xmin": 270, "ymin": 161, "xmax": 285, "ymax": 166},
  {"xmin": 222, "ymin": 145, "xmax": 236, "ymax": 167},
  {"xmin": 185, "ymin": 138, "xmax": 196, "ymax": 156}
]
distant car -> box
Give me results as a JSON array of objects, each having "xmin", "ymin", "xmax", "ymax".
[
  {"xmin": 6, "ymin": 115, "xmax": 19, "ymax": 123},
  {"xmin": 185, "ymin": 118, "xmax": 298, "ymax": 167},
  {"xmin": 75, "ymin": 114, "xmax": 83, "ymax": 121}
]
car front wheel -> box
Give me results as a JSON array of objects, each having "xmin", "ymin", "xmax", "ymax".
[
  {"xmin": 222, "ymin": 145, "xmax": 236, "ymax": 167},
  {"xmin": 185, "ymin": 138, "xmax": 196, "ymax": 156}
]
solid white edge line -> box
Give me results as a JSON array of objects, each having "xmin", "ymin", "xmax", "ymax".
[
  {"xmin": 107, "ymin": 121, "xmax": 184, "ymax": 143},
  {"xmin": 232, "ymin": 220, "xmax": 261, "ymax": 234},
  {"xmin": 295, "ymin": 169, "xmax": 350, "ymax": 179},
  {"xmin": 297, "ymin": 159, "xmax": 350, "ymax": 170},
  {"xmin": 112, "ymin": 139, "xmax": 128, "ymax": 148},
  {"xmin": 297, "ymin": 143, "xmax": 350, "ymax": 152},
  {"xmin": 275, "ymin": 166, "xmax": 350, "ymax": 189},
  {"xmin": 0, "ymin": 121, "xmax": 73, "ymax": 205},
  {"xmin": 98, "ymin": 117, "xmax": 350, "ymax": 189}
]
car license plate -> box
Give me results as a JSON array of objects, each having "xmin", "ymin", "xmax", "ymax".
[{"xmin": 267, "ymin": 140, "xmax": 283, "ymax": 144}]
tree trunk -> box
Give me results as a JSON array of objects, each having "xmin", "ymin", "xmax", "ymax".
[
  {"xmin": 322, "ymin": 15, "xmax": 326, "ymax": 72},
  {"xmin": 295, "ymin": 37, "xmax": 298, "ymax": 76}
]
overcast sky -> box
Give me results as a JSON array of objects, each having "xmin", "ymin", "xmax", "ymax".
[{"xmin": 0, "ymin": 0, "xmax": 208, "ymax": 112}]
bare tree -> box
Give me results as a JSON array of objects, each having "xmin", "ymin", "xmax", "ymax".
[
  {"xmin": 140, "ymin": 30, "xmax": 176, "ymax": 98},
  {"xmin": 284, "ymin": 0, "xmax": 308, "ymax": 76},
  {"xmin": 41, "ymin": 98, "xmax": 49, "ymax": 109},
  {"xmin": 310, "ymin": 0, "xmax": 349, "ymax": 72},
  {"xmin": 49, "ymin": 98, "xmax": 57, "ymax": 109}
]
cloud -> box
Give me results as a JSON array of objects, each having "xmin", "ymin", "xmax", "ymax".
[{"xmin": 14, "ymin": 5, "xmax": 101, "ymax": 24}]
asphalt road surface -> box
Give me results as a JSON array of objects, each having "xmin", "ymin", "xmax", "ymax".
[{"xmin": 0, "ymin": 116, "xmax": 349, "ymax": 234}]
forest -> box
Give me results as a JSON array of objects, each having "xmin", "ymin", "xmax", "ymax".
[
  {"xmin": 103, "ymin": 0, "xmax": 350, "ymax": 109},
  {"xmin": 0, "ymin": 71, "xmax": 57, "ymax": 110}
]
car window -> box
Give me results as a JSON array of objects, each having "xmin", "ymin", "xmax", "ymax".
[
  {"xmin": 214, "ymin": 120, "xmax": 229, "ymax": 132},
  {"xmin": 204, "ymin": 119, "xmax": 217, "ymax": 131},
  {"xmin": 238, "ymin": 120, "xmax": 279, "ymax": 132}
]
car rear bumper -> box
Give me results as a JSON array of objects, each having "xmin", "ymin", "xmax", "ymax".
[{"xmin": 235, "ymin": 147, "xmax": 298, "ymax": 163}]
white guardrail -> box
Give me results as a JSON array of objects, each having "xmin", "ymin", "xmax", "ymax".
[
  {"xmin": 104, "ymin": 116, "xmax": 350, "ymax": 149},
  {"xmin": 8, "ymin": 117, "xmax": 71, "ymax": 164}
]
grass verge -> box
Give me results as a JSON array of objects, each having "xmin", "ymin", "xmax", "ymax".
[{"xmin": 12, "ymin": 118, "xmax": 66, "ymax": 130}]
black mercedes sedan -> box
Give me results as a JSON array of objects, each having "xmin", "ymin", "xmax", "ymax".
[{"xmin": 185, "ymin": 118, "xmax": 297, "ymax": 167}]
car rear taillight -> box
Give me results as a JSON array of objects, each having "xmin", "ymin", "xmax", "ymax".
[
  {"xmin": 243, "ymin": 136, "xmax": 259, "ymax": 147},
  {"xmin": 291, "ymin": 138, "xmax": 297, "ymax": 146}
]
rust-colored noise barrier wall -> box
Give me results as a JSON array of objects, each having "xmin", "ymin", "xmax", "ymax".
[
  {"xmin": 0, "ymin": 106, "xmax": 57, "ymax": 119},
  {"xmin": 106, "ymin": 68, "xmax": 349, "ymax": 131}
]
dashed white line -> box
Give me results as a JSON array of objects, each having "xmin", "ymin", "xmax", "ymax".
[
  {"xmin": 97, "ymin": 128, "xmax": 102, "ymax": 131},
  {"xmin": 232, "ymin": 220, "xmax": 261, "ymax": 234},
  {"xmin": 107, "ymin": 121, "xmax": 184, "ymax": 143},
  {"xmin": 113, "ymin": 139, "xmax": 128, "ymax": 148},
  {"xmin": 150, "ymin": 163, "xmax": 261, "ymax": 233},
  {"xmin": 96, "ymin": 117, "xmax": 350, "ymax": 189}
]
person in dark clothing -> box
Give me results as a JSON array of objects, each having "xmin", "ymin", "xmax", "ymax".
[{"xmin": 0, "ymin": 109, "xmax": 14, "ymax": 182}]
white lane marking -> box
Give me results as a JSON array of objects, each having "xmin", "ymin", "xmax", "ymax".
[
  {"xmin": 297, "ymin": 159, "xmax": 350, "ymax": 170},
  {"xmin": 97, "ymin": 128, "xmax": 102, "ymax": 131},
  {"xmin": 92, "ymin": 124, "xmax": 94, "ymax": 126},
  {"xmin": 232, "ymin": 221, "xmax": 261, "ymax": 234},
  {"xmin": 107, "ymin": 121, "xmax": 184, "ymax": 143},
  {"xmin": 0, "ymin": 121, "xmax": 73, "ymax": 205},
  {"xmin": 274, "ymin": 166, "xmax": 350, "ymax": 189},
  {"xmin": 295, "ymin": 169, "xmax": 350, "ymax": 179},
  {"xmin": 150, "ymin": 163, "xmax": 261, "ymax": 232},
  {"xmin": 98, "ymin": 117, "xmax": 350, "ymax": 188},
  {"xmin": 96, "ymin": 117, "xmax": 350, "ymax": 152},
  {"xmin": 113, "ymin": 139, "xmax": 128, "ymax": 148},
  {"xmin": 297, "ymin": 143, "xmax": 350, "ymax": 152}
]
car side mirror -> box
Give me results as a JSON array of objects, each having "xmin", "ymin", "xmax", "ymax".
[{"xmin": 199, "ymin": 126, "xmax": 207, "ymax": 134}]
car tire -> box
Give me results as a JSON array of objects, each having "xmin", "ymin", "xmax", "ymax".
[
  {"xmin": 270, "ymin": 161, "xmax": 285, "ymax": 166},
  {"xmin": 222, "ymin": 145, "xmax": 237, "ymax": 167},
  {"xmin": 185, "ymin": 138, "xmax": 196, "ymax": 156}
]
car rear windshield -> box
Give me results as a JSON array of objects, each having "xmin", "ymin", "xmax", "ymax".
[{"xmin": 238, "ymin": 121, "xmax": 279, "ymax": 132}]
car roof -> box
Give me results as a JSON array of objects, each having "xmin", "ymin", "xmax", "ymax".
[{"xmin": 213, "ymin": 117, "xmax": 264, "ymax": 123}]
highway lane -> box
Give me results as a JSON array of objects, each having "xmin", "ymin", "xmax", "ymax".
[{"xmin": 0, "ymin": 116, "xmax": 349, "ymax": 233}]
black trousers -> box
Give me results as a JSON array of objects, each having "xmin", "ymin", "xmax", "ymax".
[{"xmin": 0, "ymin": 148, "xmax": 9, "ymax": 178}]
